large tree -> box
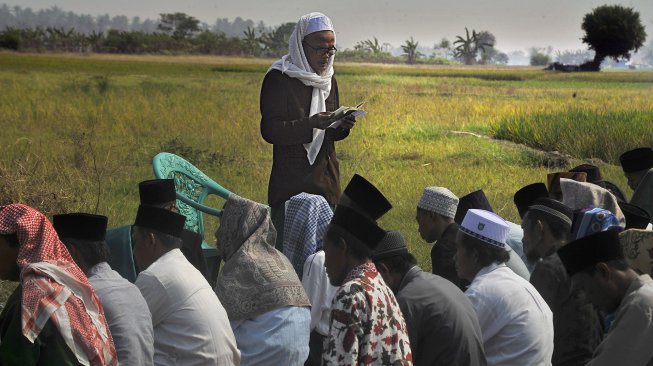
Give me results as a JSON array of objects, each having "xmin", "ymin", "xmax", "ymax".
[
  {"xmin": 581, "ymin": 5, "xmax": 647, "ymax": 70},
  {"xmin": 260, "ymin": 22, "xmax": 294, "ymax": 57},
  {"xmin": 158, "ymin": 13, "xmax": 200, "ymax": 41}
]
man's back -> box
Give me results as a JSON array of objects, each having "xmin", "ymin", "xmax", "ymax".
[
  {"xmin": 135, "ymin": 249, "xmax": 240, "ymax": 366},
  {"xmin": 466, "ymin": 263, "xmax": 553, "ymax": 366},
  {"xmin": 323, "ymin": 262, "xmax": 412, "ymax": 365},
  {"xmin": 587, "ymin": 275, "xmax": 653, "ymax": 366},
  {"xmin": 397, "ymin": 266, "xmax": 486, "ymax": 366},
  {"xmin": 530, "ymin": 254, "xmax": 603, "ymax": 366},
  {"xmin": 88, "ymin": 262, "xmax": 154, "ymax": 366}
]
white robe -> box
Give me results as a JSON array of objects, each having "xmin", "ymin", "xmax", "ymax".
[
  {"xmin": 466, "ymin": 263, "xmax": 554, "ymax": 366},
  {"xmin": 136, "ymin": 249, "xmax": 241, "ymax": 366}
]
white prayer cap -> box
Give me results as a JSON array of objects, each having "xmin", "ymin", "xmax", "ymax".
[
  {"xmin": 417, "ymin": 187, "xmax": 459, "ymax": 219},
  {"xmin": 460, "ymin": 209, "xmax": 509, "ymax": 248},
  {"xmin": 302, "ymin": 12, "xmax": 334, "ymax": 37}
]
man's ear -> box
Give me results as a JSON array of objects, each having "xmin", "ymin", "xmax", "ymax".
[
  {"xmin": 376, "ymin": 261, "xmax": 390, "ymax": 276},
  {"xmin": 595, "ymin": 262, "xmax": 612, "ymax": 282},
  {"xmin": 338, "ymin": 237, "xmax": 349, "ymax": 256},
  {"xmin": 146, "ymin": 231, "xmax": 158, "ymax": 249},
  {"xmin": 535, "ymin": 219, "xmax": 546, "ymax": 237}
]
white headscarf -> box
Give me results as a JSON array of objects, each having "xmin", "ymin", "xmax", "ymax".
[{"xmin": 268, "ymin": 12, "xmax": 336, "ymax": 165}]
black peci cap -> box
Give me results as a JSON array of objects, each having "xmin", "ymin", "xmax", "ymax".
[
  {"xmin": 558, "ymin": 230, "xmax": 624, "ymax": 276},
  {"xmin": 619, "ymin": 148, "xmax": 653, "ymax": 173},
  {"xmin": 454, "ymin": 190, "xmax": 493, "ymax": 225},
  {"xmin": 340, "ymin": 174, "xmax": 392, "ymax": 221},
  {"xmin": 53, "ymin": 213, "xmax": 108, "ymax": 241},
  {"xmin": 514, "ymin": 183, "xmax": 549, "ymax": 219},
  {"xmin": 139, "ymin": 179, "xmax": 177, "ymax": 205},
  {"xmin": 619, "ymin": 202, "xmax": 652, "ymax": 230},
  {"xmin": 330, "ymin": 205, "xmax": 386, "ymax": 249},
  {"xmin": 134, "ymin": 204, "xmax": 186, "ymax": 238}
]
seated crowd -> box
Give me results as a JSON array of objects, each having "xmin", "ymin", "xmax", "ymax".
[{"xmin": 0, "ymin": 146, "xmax": 652, "ymax": 365}]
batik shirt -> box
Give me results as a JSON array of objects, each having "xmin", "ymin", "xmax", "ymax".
[{"xmin": 323, "ymin": 262, "xmax": 413, "ymax": 365}]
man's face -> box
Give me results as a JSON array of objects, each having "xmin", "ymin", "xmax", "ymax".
[
  {"xmin": 323, "ymin": 228, "xmax": 348, "ymax": 287},
  {"xmin": 302, "ymin": 30, "xmax": 335, "ymax": 76},
  {"xmin": 0, "ymin": 235, "xmax": 19, "ymax": 281},
  {"xmin": 521, "ymin": 213, "xmax": 541, "ymax": 262},
  {"xmin": 571, "ymin": 270, "xmax": 616, "ymax": 313},
  {"xmin": 625, "ymin": 171, "xmax": 644, "ymax": 191},
  {"xmin": 416, "ymin": 210, "xmax": 437, "ymax": 243},
  {"xmin": 131, "ymin": 227, "xmax": 154, "ymax": 271},
  {"xmin": 454, "ymin": 232, "xmax": 476, "ymax": 282}
]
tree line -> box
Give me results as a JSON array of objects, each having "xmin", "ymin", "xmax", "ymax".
[{"xmin": 0, "ymin": 4, "xmax": 649, "ymax": 69}]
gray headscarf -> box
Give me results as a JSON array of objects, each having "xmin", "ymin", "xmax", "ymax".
[{"xmin": 214, "ymin": 195, "xmax": 310, "ymax": 320}]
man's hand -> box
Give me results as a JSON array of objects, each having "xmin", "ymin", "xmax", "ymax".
[
  {"xmin": 309, "ymin": 112, "xmax": 336, "ymax": 130},
  {"xmin": 339, "ymin": 114, "xmax": 356, "ymax": 130}
]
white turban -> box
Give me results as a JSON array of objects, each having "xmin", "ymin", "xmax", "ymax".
[{"xmin": 268, "ymin": 12, "xmax": 336, "ymax": 165}]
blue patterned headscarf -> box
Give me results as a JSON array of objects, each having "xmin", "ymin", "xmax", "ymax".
[
  {"xmin": 283, "ymin": 193, "xmax": 333, "ymax": 278},
  {"xmin": 573, "ymin": 207, "xmax": 624, "ymax": 240}
]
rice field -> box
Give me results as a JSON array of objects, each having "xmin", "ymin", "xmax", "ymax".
[{"xmin": 1, "ymin": 52, "xmax": 652, "ymax": 299}]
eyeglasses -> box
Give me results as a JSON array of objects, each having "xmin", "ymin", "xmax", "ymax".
[{"xmin": 303, "ymin": 41, "xmax": 337, "ymax": 56}]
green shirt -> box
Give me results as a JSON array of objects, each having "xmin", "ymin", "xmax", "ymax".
[{"xmin": 0, "ymin": 286, "xmax": 81, "ymax": 366}]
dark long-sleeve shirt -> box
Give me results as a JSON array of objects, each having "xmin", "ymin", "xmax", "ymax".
[
  {"xmin": 431, "ymin": 222, "xmax": 470, "ymax": 290},
  {"xmin": 0, "ymin": 286, "xmax": 82, "ymax": 365},
  {"xmin": 397, "ymin": 266, "xmax": 486, "ymax": 366},
  {"xmin": 530, "ymin": 253, "xmax": 604, "ymax": 366},
  {"xmin": 260, "ymin": 69, "xmax": 349, "ymax": 206}
]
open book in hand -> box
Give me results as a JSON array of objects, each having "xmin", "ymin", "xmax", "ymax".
[{"xmin": 328, "ymin": 101, "xmax": 367, "ymax": 129}]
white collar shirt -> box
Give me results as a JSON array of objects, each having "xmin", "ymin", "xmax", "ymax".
[
  {"xmin": 135, "ymin": 249, "xmax": 240, "ymax": 366},
  {"xmin": 466, "ymin": 262, "xmax": 553, "ymax": 366},
  {"xmin": 88, "ymin": 262, "xmax": 154, "ymax": 366},
  {"xmin": 301, "ymin": 250, "xmax": 337, "ymax": 335}
]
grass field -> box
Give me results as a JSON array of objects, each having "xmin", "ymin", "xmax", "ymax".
[{"xmin": 1, "ymin": 52, "xmax": 652, "ymax": 299}]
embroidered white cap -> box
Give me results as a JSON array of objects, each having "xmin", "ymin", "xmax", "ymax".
[
  {"xmin": 305, "ymin": 13, "xmax": 334, "ymax": 35},
  {"xmin": 460, "ymin": 209, "xmax": 509, "ymax": 248},
  {"xmin": 417, "ymin": 187, "xmax": 459, "ymax": 219}
]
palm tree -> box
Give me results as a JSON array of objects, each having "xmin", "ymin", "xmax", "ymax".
[
  {"xmin": 402, "ymin": 36, "xmax": 420, "ymax": 64},
  {"xmin": 453, "ymin": 28, "xmax": 491, "ymax": 65}
]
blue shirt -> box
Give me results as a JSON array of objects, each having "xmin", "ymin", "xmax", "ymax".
[{"xmin": 230, "ymin": 306, "xmax": 310, "ymax": 366}]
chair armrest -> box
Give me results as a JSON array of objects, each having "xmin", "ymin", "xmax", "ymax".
[{"xmin": 176, "ymin": 194, "xmax": 223, "ymax": 217}]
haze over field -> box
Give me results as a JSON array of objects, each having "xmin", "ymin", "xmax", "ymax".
[{"xmin": 7, "ymin": 0, "xmax": 653, "ymax": 53}]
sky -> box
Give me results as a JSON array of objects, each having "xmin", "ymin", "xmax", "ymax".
[{"xmin": 8, "ymin": 0, "xmax": 653, "ymax": 53}]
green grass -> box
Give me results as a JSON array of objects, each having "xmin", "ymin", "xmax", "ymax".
[{"xmin": 1, "ymin": 52, "xmax": 652, "ymax": 301}]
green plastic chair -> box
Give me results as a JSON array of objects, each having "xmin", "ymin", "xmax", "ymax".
[
  {"xmin": 152, "ymin": 152, "xmax": 233, "ymax": 283},
  {"xmin": 105, "ymin": 225, "xmax": 137, "ymax": 283}
]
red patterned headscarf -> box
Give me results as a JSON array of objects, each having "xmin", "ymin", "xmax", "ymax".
[{"xmin": 0, "ymin": 203, "xmax": 117, "ymax": 366}]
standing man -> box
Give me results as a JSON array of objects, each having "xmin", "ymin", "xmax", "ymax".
[
  {"xmin": 53, "ymin": 213, "xmax": 154, "ymax": 366},
  {"xmin": 558, "ymin": 230, "xmax": 653, "ymax": 365},
  {"xmin": 522, "ymin": 199, "xmax": 603, "ymax": 366},
  {"xmin": 260, "ymin": 12, "xmax": 356, "ymax": 249},
  {"xmin": 373, "ymin": 231, "xmax": 486, "ymax": 366},
  {"xmin": 132, "ymin": 205, "xmax": 240, "ymax": 365}
]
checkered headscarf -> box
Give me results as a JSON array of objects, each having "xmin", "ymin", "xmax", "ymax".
[
  {"xmin": 0, "ymin": 204, "xmax": 117, "ymax": 366},
  {"xmin": 283, "ymin": 193, "xmax": 333, "ymax": 278}
]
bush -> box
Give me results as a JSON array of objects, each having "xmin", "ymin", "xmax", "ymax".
[
  {"xmin": 530, "ymin": 52, "xmax": 551, "ymax": 66},
  {"xmin": 0, "ymin": 28, "xmax": 20, "ymax": 50}
]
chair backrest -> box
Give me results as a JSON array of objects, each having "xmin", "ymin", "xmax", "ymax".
[
  {"xmin": 152, "ymin": 152, "xmax": 233, "ymax": 237},
  {"xmin": 105, "ymin": 225, "xmax": 137, "ymax": 283}
]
